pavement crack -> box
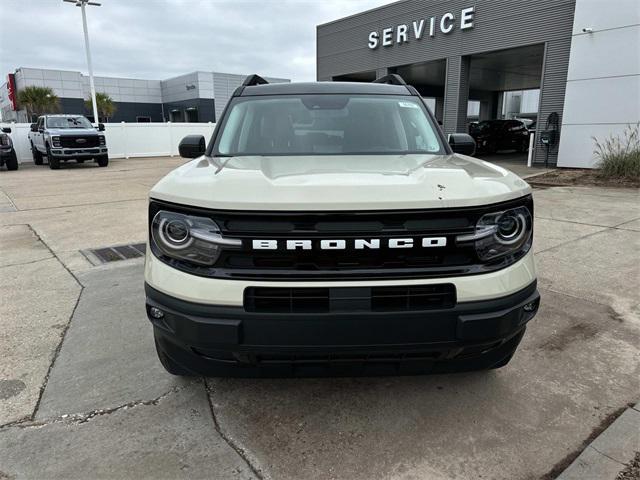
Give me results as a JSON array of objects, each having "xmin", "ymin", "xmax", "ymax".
[
  {"xmin": 0, "ymin": 384, "xmax": 190, "ymax": 431},
  {"xmin": 23, "ymin": 224, "xmax": 83, "ymax": 286},
  {"xmin": 16, "ymin": 223, "xmax": 86, "ymax": 422},
  {"xmin": 533, "ymin": 224, "xmax": 611, "ymax": 255},
  {"xmin": 540, "ymin": 286, "xmax": 611, "ymax": 308},
  {"xmin": 0, "ymin": 255, "xmax": 54, "ymax": 269},
  {"xmin": 588, "ymin": 445, "xmax": 626, "ymax": 465},
  {"xmin": 16, "ymin": 197, "xmax": 144, "ymax": 212},
  {"xmin": 204, "ymin": 378, "xmax": 265, "ymax": 480}
]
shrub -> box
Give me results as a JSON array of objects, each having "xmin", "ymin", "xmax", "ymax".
[{"xmin": 593, "ymin": 124, "xmax": 640, "ymax": 180}]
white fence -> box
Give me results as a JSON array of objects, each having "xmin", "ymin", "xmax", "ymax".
[{"xmin": 0, "ymin": 122, "xmax": 217, "ymax": 163}]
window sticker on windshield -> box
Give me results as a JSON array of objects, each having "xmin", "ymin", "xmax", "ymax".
[{"xmin": 398, "ymin": 101, "xmax": 419, "ymax": 109}]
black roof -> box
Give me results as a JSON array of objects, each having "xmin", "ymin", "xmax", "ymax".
[{"xmin": 238, "ymin": 81, "xmax": 414, "ymax": 97}]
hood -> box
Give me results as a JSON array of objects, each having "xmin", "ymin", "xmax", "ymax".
[
  {"xmin": 150, "ymin": 154, "xmax": 531, "ymax": 211},
  {"xmin": 46, "ymin": 128, "xmax": 99, "ymax": 136}
]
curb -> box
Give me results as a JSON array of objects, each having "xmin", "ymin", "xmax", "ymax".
[{"xmin": 556, "ymin": 404, "xmax": 640, "ymax": 479}]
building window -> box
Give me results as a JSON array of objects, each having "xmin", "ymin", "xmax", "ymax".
[
  {"xmin": 467, "ymin": 100, "xmax": 480, "ymax": 117},
  {"xmin": 136, "ymin": 116, "xmax": 151, "ymax": 123},
  {"xmin": 502, "ymin": 89, "xmax": 540, "ymax": 117}
]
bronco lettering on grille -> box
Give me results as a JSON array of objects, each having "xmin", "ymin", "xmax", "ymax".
[{"xmin": 252, "ymin": 237, "xmax": 447, "ymax": 250}]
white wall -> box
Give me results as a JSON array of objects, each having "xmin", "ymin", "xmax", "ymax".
[
  {"xmin": 0, "ymin": 122, "xmax": 216, "ymax": 163},
  {"xmin": 557, "ymin": 0, "xmax": 640, "ymax": 168}
]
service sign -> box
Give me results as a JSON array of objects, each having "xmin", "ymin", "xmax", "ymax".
[{"xmin": 368, "ymin": 6, "xmax": 475, "ymax": 49}]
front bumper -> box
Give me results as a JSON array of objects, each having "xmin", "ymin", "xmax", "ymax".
[
  {"xmin": 146, "ymin": 280, "xmax": 540, "ymax": 377},
  {"xmin": 50, "ymin": 147, "xmax": 108, "ymax": 158}
]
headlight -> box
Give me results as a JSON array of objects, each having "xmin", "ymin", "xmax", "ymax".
[
  {"xmin": 52, "ymin": 136, "xmax": 61, "ymax": 148},
  {"xmin": 99, "ymin": 135, "xmax": 106, "ymax": 146},
  {"xmin": 150, "ymin": 210, "xmax": 241, "ymax": 266},
  {"xmin": 456, "ymin": 206, "xmax": 532, "ymax": 261}
]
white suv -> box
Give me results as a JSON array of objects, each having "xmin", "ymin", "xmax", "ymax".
[{"xmin": 145, "ymin": 75, "xmax": 539, "ymax": 377}]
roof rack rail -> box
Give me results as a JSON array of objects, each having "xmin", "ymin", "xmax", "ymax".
[
  {"xmin": 242, "ymin": 74, "xmax": 269, "ymax": 87},
  {"xmin": 372, "ymin": 74, "xmax": 407, "ymax": 86}
]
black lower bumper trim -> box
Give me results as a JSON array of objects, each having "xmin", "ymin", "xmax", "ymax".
[{"xmin": 145, "ymin": 281, "xmax": 539, "ymax": 377}]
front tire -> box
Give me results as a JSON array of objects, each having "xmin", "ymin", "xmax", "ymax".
[
  {"xmin": 96, "ymin": 155, "xmax": 109, "ymax": 167},
  {"xmin": 47, "ymin": 145, "xmax": 60, "ymax": 169},
  {"xmin": 32, "ymin": 144, "xmax": 43, "ymax": 165},
  {"xmin": 517, "ymin": 140, "xmax": 529, "ymax": 153},
  {"xmin": 5, "ymin": 150, "xmax": 18, "ymax": 171}
]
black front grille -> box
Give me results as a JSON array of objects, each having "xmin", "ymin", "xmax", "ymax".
[
  {"xmin": 60, "ymin": 135, "xmax": 100, "ymax": 148},
  {"xmin": 149, "ymin": 196, "xmax": 533, "ymax": 280},
  {"xmin": 244, "ymin": 284, "xmax": 456, "ymax": 313}
]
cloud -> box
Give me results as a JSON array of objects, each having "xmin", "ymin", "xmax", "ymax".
[{"xmin": 0, "ymin": 0, "xmax": 392, "ymax": 82}]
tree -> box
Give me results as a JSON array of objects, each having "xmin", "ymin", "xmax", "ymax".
[
  {"xmin": 17, "ymin": 86, "xmax": 59, "ymax": 121},
  {"xmin": 85, "ymin": 92, "xmax": 116, "ymax": 122}
]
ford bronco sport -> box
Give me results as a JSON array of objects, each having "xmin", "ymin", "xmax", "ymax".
[{"xmin": 145, "ymin": 74, "xmax": 539, "ymax": 377}]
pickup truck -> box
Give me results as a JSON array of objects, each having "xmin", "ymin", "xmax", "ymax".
[
  {"xmin": 145, "ymin": 74, "xmax": 539, "ymax": 377},
  {"xmin": 29, "ymin": 114, "xmax": 108, "ymax": 169},
  {"xmin": 0, "ymin": 127, "xmax": 18, "ymax": 171}
]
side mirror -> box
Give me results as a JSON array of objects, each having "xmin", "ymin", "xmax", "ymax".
[
  {"xmin": 30, "ymin": 123, "xmax": 38, "ymax": 132},
  {"xmin": 98, "ymin": 123, "xmax": 105, "ymax": 132},
  {"xmin": 1, "ymin": 127, "xmax": 11, "ymax": 134},
  {"xmin": 178, "ymin": 135, "xmax": 206, "ymax": 158},
  {"xmin": 448, "ymin": 133, "xmax": 476, "ymax": 156}
]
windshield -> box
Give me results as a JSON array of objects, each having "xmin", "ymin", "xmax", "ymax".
[
  {"xmin": 214, "ymin": 94, "xmax": 444, "ymax": 156},
  {"xmin": 46, "ymin": 116, "xmax": 93, "ymax": 129}
]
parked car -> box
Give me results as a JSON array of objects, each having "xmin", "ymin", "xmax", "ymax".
[
  {"xmin": 0, "ymin": 127, "xmax": 18, "ymax": 171},
  {"xmin": 145, "ymin": 74, "xmax": 539, "ymax": 377},
  {"xmin": 470, "ymin": 119, "xmax": 531, "ymax": 154},
  {"xmin": 28, "ymin": 115, "xmax": 108, "ymax": 169}
]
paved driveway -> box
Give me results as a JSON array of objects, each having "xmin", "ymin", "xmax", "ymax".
[{"xmin": 0, "ymin": 159, "xmax": 638, "ymax": 480}]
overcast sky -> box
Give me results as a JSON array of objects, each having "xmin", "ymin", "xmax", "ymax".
[{"xmin": 0, "ymin": 0, "xmax": 393, "ymax": 82}]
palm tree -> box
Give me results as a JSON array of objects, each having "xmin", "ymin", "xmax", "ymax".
[
  {"xmin": 17, "ymin": 86, "xmax": 59, "ymax": 122},
  {"xmin": 85, "ymin": 92, "xmax": 116, "ymax": 122}
]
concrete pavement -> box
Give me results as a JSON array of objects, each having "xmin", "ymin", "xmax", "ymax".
[{"xmin": 0, "ymin": 158, "xmax": 638, "ymax": 479}]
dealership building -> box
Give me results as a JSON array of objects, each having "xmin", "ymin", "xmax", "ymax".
[
  {"xmin": 0, "ymin": 68, "xmax": 289, "ymax": 124},
  {"xmin": 317, "ymin": 0, "xmax": 639, "ymax": 168}
]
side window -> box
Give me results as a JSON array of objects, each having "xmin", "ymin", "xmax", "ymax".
[{"xmin": 37, "ymin": 118, "xmax": 44, "ymax": 129}]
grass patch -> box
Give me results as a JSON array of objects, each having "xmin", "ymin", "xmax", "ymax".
[{"xmin": 594, "ymin": 124, "xmax": 640, "ymax": 180}]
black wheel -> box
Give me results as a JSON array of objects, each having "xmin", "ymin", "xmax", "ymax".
[
  {"xmin": 484, "ymin": 142, "xmax": 497, "ymax": 155},
  {"xmin": 96, "ymin": 155, "xmax": 109, "ymax": 167},
  {"xmin": 154, "ymin": 337, "xmax": 191, "ymax": 376},
  {"xmin": 47, "ymin": 145, "xmax": 60, "ymax": 170},
  {"xmin": 77, "ymin": 159, "xmax": 85, "ymax": 164},
  {"xmin": 32, "ymin": 143, "xmax": 43, "ymax": 165},
  {"xmin": 5, "ymin": 150, "xmax": 18, "ymax": 171},
  {"xmin": 517, "ymin": 140, "xmax": 528, "ymax": 153}
]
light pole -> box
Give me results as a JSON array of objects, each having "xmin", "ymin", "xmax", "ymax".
[{"xmin": 64, "ymin": 0, "xmax": 101, "ymax": 125}]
